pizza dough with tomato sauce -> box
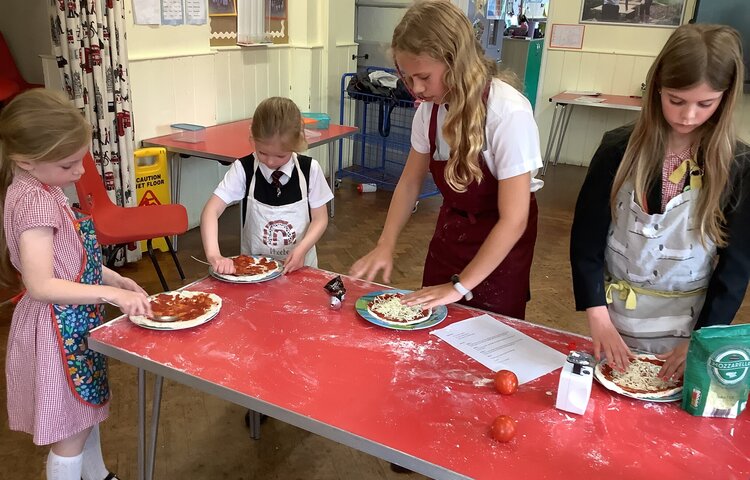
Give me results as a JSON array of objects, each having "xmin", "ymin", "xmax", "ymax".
[
  {"xmin": 129, "ymin": 291, "xmax": 222, "ymax": 329},
  {"xmin": 212, "ymin": 255, "xmax": 282, "ymax": 282}
]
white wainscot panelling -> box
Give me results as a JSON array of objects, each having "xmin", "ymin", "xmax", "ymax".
[
  {"xmin": 130, "ymin": 54, "xmax": 221, "ymax": 229},
  {"xmin": 536, "ymin": 50, "xmax": 651, "ymax": 166}
]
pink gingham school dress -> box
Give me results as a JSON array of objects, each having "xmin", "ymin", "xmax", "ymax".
[{"xmin": 3, "ymin": 171, "xmax": 110, "ymax": 446}]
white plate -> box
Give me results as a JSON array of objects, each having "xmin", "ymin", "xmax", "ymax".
[
  {"xmin": 209, "ymin": 255, "xmax": 282, "ymax": 283},
  {"xmin": 593, "ymin": 354, "xmax": 682, "ymax": 402},
  {"xmin": 129, "ymin": 291, "xmax": 222, "ymax": 331}
]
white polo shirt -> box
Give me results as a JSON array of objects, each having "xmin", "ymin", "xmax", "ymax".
[
  {"xmin": 213, "ymin": 152, "xmax": 334, "ymax": 208},
  {"xmin": 411, "ymin": 78, "xmax": 544, "ymax": 193}
]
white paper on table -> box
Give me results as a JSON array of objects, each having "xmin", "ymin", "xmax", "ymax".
[
  {"xmin": 430, "ymin": 314, "xmax": 567, "ymax": 384},
  {"xmin": 132, "ymin": 0, "xmax": 161, "ymax": 24},
  {"xmin": 574, "ymin": 96, "xmax": 606, "ymax": 103},
  {"xmin": 162, "ymin": 0, "xmax": 185, "ymax": 25},
  {"xmin": 185, "ymin": 0, "xmax": 207, "ymax": 25}
]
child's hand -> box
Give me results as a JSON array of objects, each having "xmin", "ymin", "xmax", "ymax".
[
  {"xmin": 283, "ymin": 248, "xmax": 306, "ymax": 274},
  {"xmin": 402, "ymin": 283, "xmax": 462, "ymax": 310},
  {"xmin": 208, "ymin": 255, "xmax": 236, "ymax": 274},
  {"xmin": 111, "ymin": 289, "xmax": 152, "ymax": 317},
  {"xmin": 656, "ymin": 341, "xmax": 689, "ymax": 381},
  {"xmin": 586, "ymin": 306, "xmax": 633, "ymax": 371},
  {"xmin": 350, "ymin": 245, "xmax": 394, "ymax": 283}
]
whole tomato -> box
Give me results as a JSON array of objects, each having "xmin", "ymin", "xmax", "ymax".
[
  {"xmin": 491, "ymin": 415, "xmax": 516, "ymax": 442},
  {"xmin": 494, "ymin": 370, "xmax": 518, "ymax": 395}
]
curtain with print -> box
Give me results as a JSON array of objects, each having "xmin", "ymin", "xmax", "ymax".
[{"xmin": 49, "ymin": 0, "xmax": 140, "ymax": 264}]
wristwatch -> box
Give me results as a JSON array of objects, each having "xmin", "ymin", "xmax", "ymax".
[{"xmin": 450, "ymin": 274, "xmax": 473, "ymax": 301}]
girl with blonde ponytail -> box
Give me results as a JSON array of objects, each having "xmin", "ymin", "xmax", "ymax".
[
  {"xmin": 1, "ymin": 89, "xmax": 151, "ymax": 480},
  {"xmin": 571, "ymin": 24, "xmax": 749, "ymax": 380},
  {"xmin": 351, "ymin": 0, "xmax": 544, "ymax": 319}
]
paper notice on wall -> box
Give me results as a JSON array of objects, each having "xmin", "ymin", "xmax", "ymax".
[
  {"xmin": 185, "ymin": 0, "xmax": 208, "ymax": 25},
  {"xmin": 430, "ymin": 314, "xmax": 567, "ymax": 384},
  {"xmin": 132, "ymin": 0, "xmax": 160, "ymax": 25},
  {"xmin": 162, "ymin": 0, "xmax": 185, "ymax": 25}
]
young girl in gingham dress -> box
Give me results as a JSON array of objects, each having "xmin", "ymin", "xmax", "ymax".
[{"xmin": 0, "ymin": 89, "xmax": 152, "ymax": 480}]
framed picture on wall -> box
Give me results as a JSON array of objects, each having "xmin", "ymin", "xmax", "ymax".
[
  {"xmin": 580, "ymin": 0, "xmax": 687, "ymax": 27},
  {"xmin": 209, "ymin": 0, "xmax": 237, "ymax": 17}
]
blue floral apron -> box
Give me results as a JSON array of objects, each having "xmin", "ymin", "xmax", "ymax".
[{"xmin": 50, "ymin": 207, "xmax": 110, "ymax": 407}]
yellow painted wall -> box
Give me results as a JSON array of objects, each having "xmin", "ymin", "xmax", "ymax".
[{"xmin": 536, "ymin": 0, "xmax": 749, "ymax": 167}]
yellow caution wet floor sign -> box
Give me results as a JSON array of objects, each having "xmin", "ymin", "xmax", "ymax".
[{"xmin": 134, "ymin": 147, "xmax": 171, "ymax": 252}]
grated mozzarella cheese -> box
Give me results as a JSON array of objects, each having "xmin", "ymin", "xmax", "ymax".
[
  {"xmin": 369, "ymin": 295, "xmax": 428, "ymax": 322},
  {"xmin": 610, "ymin": 358, "xmax": 680, "ymax": 392}
]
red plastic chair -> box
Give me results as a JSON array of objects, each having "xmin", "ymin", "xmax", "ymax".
[
  {"xmin": 76, "ymin": 152, "xmax": 188, "ymax": 291},
  {"xmin": 0, "ymin": 31, "xmax": 43, "ymax": 104}
]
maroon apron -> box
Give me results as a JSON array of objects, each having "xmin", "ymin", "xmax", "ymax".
[{"xmin": 422, "ymin": 102, "xmax": 538, "ymax": 319}]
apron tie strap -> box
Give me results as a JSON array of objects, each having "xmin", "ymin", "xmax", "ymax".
[
  {"xmin": 605, "ymin": 280, "xmax": 638, "ymax": 310},
  {"xmin": 605, "ymin": 277, "xmax": 708, "ymax": 311}
]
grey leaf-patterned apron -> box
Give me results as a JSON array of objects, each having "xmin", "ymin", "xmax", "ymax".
[{"xmin": 604, "ymin": 160, "xmax": 716, "ymax": 353}]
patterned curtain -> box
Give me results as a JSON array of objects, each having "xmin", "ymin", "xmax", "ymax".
[{"xmin": 49, "ymin": 0, "xmax": 140, "ymax": 264}]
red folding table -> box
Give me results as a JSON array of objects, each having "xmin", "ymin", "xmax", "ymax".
[{"xmin": 88, "ymin": 268, "xmax": 750, "ymax": 480}]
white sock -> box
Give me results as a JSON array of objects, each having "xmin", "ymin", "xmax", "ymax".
[
  {"xmin": 46, "ymin": 451, "xmax": 83, "ymax": 480},
  {"xmin": 81, "ymin": 424, "xmax": 111, "ymax": 480}
]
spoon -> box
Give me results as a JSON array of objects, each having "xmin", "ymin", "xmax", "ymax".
[{"xmin": 100, "ymin": 298, "xmax": 178, "ymax": 323}]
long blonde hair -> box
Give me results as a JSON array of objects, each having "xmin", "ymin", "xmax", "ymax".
[
  {"xmin": 392, "ymin": 0, "xmax": 517, "ymax": 192},
  {"xmin": 251, "ymin": 96, "xmax": 308, "ymax": 152},
  {"xmin": 611, "ymin": 24, "xmax": 744, "ymax": 247},
  {"xmin": 0, "ymin": 89, "xmax": 91, "ymax": 288}
]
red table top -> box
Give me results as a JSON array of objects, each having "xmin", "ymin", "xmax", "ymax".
[
  {"xmin": 549, "ymin": 92, "xmax": 643, "ymax": 111},
  {"xmin": 141, "ymin": 120, "xmax": 358, "ymax": 162},
  {"xmin": 88, "ymin": 268, "xmax": 750, "ymax": 479}
]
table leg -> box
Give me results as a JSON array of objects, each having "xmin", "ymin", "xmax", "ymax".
[
  {"xmin": 138, "ymin": 368, "xmax": 146, "ymax": 480},
  {"xmin": 249, "ymin": 410, "xmax": 262, "ymax": 440},
  {"xmin": 542, "ymin": 104, "xmax": 562, "ymax": 176},
  {"xmin": 169, "ymin": 154, "xmax": 182, "ymax": 250},
  {"xmin": 146, "ymin": 375, "xmax": 164, "ymax": 480},
  {"xmin": 328, "ymin": 141, "xmax": 336, "ymax": 218},
  {"xmin": 552, "ymin": 105, "xmax": 574, "ymax": 167}
]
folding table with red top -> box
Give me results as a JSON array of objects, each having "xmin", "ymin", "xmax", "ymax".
[
  {"xmin": 141, "ymin": 120, "xmax": 358, "ymax": 218},
  {"xmin": 88, "ymin": 268, "xmax": 750, "ymax": 480}
]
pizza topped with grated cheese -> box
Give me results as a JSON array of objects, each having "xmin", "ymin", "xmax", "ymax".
[
  {"xmin": 367, "ymin": 293, "xmax": 432, "ymax": 326},
  {"xmin": 594, "ymin": 354, "xmax": 683, "ymax": 400}
]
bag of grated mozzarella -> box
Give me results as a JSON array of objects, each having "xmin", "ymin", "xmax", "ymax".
[{"xmin": 681, "ymin": 324, "xmax": 750, "ymax": 418}]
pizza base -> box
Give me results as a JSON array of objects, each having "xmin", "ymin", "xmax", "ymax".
[
  {"xmin": 366, "ymin": 294, "xmax": 432, "ymax": 326},
  {"xmin": 211, "ymin": 256, "xmax": 282, "ymax": 283},
  {"xmin": 129, "ymin": 291, "xmax": 222, "ymax": 330},
  {"xmin": 594, "ymin": 354, "xmax": 682, "ymax": 400}
]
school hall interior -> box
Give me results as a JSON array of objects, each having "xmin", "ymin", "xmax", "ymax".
[{"xmin": 1, "ymin": 0, "xmax": 749, "ymax": 479}]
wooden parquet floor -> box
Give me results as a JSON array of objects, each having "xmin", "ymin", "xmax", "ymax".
[{"xmin": 1, "ymin": 164, "xmax": 747, "ymax": 479}]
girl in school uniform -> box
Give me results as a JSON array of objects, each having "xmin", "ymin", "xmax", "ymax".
[
  {"xmin": 201, "ymin": 97, "xmax": 333, "ymax": 274},
  {"xmin": 0, "ymin": 89, "xmax": 151, "ymax": 480},
  {"xmin": 570, "ymin": 24, "xmax": 749, "ymax": 379},
  {"xmin": 350, "ymin": 0, "xmax": 544, "ymax": 319}
]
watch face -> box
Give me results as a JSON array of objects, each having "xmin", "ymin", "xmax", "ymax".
[{"xmin": 451, "ymin": 274, "xmax": 460, "ymax": 284}]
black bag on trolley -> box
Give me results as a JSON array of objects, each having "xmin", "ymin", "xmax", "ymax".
[{"xmin": 346, "ymin": 70, "xmax": 414, "ymax": 137}]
